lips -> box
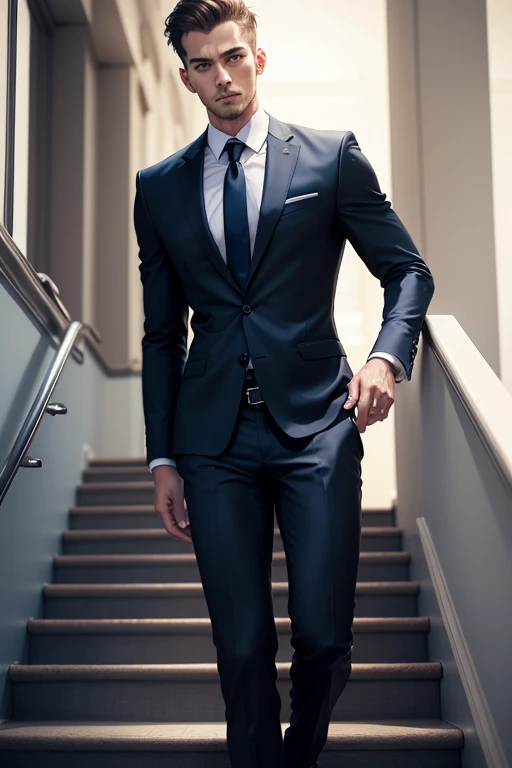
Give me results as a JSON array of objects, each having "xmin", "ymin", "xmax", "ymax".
[{"xmin": 217, "ymin": 93, "xmax": 239, "ymax": 101}]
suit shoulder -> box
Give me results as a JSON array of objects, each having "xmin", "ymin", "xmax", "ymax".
[
  {"xmin": 286, "ymin": 120, "xmax": 353, "ymax": 152},
  {"xmin": 136, "ymin": 136, "xmax": 199, "ymax": 183}
]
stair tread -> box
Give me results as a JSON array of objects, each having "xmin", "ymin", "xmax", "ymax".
[
  {"xmin": 62, "ymin": 526, "xmax": 401, "ymax": 539},
  {"xmin": 70, "ymin": 506, "xmax": 161, "ymax": 514},
  {"xmin": 43, "ymin": 580, "xmax": 419, "ymax": 596},
  {"xmin": 77, "ymin": 481, "xmax": 164, "ymax": 490},
  {"xmin": 84, "ymin": 467, "xmax": 151, "ymax": 474},
  {"xmin": 70, "ymin": 505, "xmax": 396, "ymax": 515},
  {"xmin": 0, "ymin": 719, "xmax": 464, "ymax": 750},
  {"xmin": 74, "ymin": 492, "xmax": 395, "ymax": 510},
  {"xmin": 77, "ymin": 482, "xmax": 397, "ymax": 504},
  {"xmin": 89, "ymin": 457, "xmax": 147, "ymax": 465},
  {"xmin": 53, "ymin": 551, "xmax": 410, "ymax": 566},
  {"xmin": 9, "ymin": 661, "xmax": 442, "ymax": 680},
  {"xmin": 28, "ymin": 616, "xmax": 429, "ymax": 633}
]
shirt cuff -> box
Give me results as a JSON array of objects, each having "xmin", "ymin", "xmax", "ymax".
[
  {"xmin": 148, "ymin": 458, "xmax": 177, "ymax": 473},
  {"xmin": 367, "ymin": 352, "xmax": 407, "ymax": 383}
]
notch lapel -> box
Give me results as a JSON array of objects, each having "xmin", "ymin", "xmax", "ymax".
[
  {"xmin": 245, "ymin": 116, "xmax": 300, "ymax": 290},
  {"xmin": 177, "ymin": 130, "xmax": 243, "ymax": 295}
]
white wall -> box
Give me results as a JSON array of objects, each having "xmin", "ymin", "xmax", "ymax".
[{"xmin": 486, "ymin": 0, "xmax": 512, "ymax": 394}]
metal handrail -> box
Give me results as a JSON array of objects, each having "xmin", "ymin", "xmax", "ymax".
[
  {"xmin": 0, "ymin": 222, "xmax": 86, "ymax": 358},
  {"xmin": 0, "ymin": 219, "xmax": 142, "ymax": 504},
  {"xmin": 0, "ymin": 222, "xmax": 139, "ymax": 375},
  {"xmin": 0, "ymin": 321, "xmax": 84, "ymax": 505}
]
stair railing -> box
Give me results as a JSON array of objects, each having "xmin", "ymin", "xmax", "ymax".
[
  {"xmin": 0, "ymin": 223, "xmax": 102, "ymax": 505},
  {"xmin": 0, "ymin": 321, "xmax": 84, "ymax": 504}
]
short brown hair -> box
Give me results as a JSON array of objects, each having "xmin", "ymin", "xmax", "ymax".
[{"xmin": 164, "ymin": 0, "xmax": 258, "ymax": 67}]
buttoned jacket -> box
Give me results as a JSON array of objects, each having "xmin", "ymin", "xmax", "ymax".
[{"xmin": 133, "ymin": 113, "xmax": 434, "ymax": 463}]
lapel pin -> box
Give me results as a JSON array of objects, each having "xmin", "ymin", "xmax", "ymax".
[{"xmin": 283, "ymin": 148, "xmax": 290, "ymax": 154}]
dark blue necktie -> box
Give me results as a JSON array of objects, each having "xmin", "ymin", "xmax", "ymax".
[{"xmin": 222, "ymin": 139, "xmax": 251, "ymax": 290}]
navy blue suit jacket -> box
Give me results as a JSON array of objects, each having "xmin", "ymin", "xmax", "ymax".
[{"xmin": 133, "ymin": 113, "xmax": 434, "ymax": 464}]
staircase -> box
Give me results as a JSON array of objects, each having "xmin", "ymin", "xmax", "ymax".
[{"xmin": 0, "ymin": 456, "xmax": 464, "ymax": 766}]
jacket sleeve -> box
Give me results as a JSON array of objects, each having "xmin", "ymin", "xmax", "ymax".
[
  {"xmin": 336, "ymin": 130, "xmax": 435, "ymax": 380},
  {"xmin": 134, "ymin": 170, "xmax": 189, "ymax": 465}
]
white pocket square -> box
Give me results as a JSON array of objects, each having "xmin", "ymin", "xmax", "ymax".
[{"xmin": 284, "ymin": 192, "xmax": 319, "ymax": 204}]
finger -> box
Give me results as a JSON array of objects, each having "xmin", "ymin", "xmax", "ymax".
[
  {"xmin": 356, "ymin": 387, "xmax": 373, "ymax": 432},
  {"xmin": 168, "ymin": 521, "xmax": 193, "ymax": 543},
  {"xmin": 157, "ymin": 508, "xmax": 192, "ymax": 542},
  {"xmin": 171, "ymin": 486, "xmax": 187, "ymax": 528},
  {"xmin": 171, "ymin": 506, "xmax": 192, "ymax": 536},
  {"xmin": 344, "ymin": 376, "xmax": 360, "ymax": 409},
  {"xmin": 168, "ymin": 518, "xmax": 193, "ymax": 543},
  {"xmin": 368, "ymin": 392, "xmax": 395, "ymax": 424},
  {"xmin": 379, "ymin": 394, "xmax": 395, "ymax": 421},
  {"xmin": 367, "ymin": 393, "xmax": 388, "ymax": 426}
]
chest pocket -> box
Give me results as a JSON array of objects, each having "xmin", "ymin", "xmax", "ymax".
[{"xmin": 281, "ymin": 192, "xmax": 323, "ymax": 218}]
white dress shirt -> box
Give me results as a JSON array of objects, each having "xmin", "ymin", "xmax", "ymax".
[{"xmin": 149, "ymin": 106, "xmax": 405, "ymax": 473}]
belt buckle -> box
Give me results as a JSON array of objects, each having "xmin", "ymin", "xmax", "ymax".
[{"xmin": 246, "ymin": 386, "xmax": 264, "ymax": 405}]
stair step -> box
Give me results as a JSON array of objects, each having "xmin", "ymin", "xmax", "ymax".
[
  {"xmin": 0, "ymin": 719, "xmax": 464, "ymax": 767},
  {"xmin": 9, "ymin": 662, "xmax": 443, "ymax": 721},
  {"xmin": 77, "ymin": 483, "xmax": 397, "ymax": 520},
  {"xmin": 4, "ymin": 441, "xmax": 460, "ymax": 766},
  {"xmin": 53, "ymin": 551, "xmax": 410, "ymax": 584},
  {"xmin": 43, "ymin": 581, "xmax": 419, "ymax": 619},
  {"xmin": 28, "ymin": 617, "xmax": 429, "ymax": 664},
  {"xmin": 69, "ymin": 505, "xmax": 396, "ymax": 529},
  {"xmin": 61, "ymin": 526, "xmax": 402, "ymax": 554},
  {"xmin": 76, "ymin": 482, "xmax": 158, "ymax": 507},
  {"xmin": 89, "ymin": 457, "xmax": 148, "ymax": 467},
  {"xmin": 83, "ymin": 467, "xmax": 154, "ymax": 483}
]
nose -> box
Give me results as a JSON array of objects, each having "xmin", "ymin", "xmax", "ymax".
[{"xmin": 214, "ymin": 63, "xmax": 232, "ymax": 88}]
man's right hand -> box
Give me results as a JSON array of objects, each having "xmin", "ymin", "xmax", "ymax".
[{"xmin": 152, "ymin": 465, "xmax": 192, "ymax": 543}]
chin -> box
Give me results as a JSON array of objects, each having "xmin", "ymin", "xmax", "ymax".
[{"xmin": 212, "ymin": 102, "xmax": 247, "ymax": 121}]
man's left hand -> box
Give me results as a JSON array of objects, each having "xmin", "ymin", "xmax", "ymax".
[{"xmin": 343, "ymin": 358, "xmax": 395, "ymax": 433}]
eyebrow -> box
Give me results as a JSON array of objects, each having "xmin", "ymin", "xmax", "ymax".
[{"xmin": 189, "ymin": 46, "xmax": 246, "ymax": 65}]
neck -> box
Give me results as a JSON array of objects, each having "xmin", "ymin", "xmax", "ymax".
[{"xmin": 207, "ymin": 93, "xmax": 259, "ymax": 136}]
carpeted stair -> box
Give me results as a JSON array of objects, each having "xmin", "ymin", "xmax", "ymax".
[{"xmin": 0, "ymin": 456, "xmax": 464, "ymax": 766}]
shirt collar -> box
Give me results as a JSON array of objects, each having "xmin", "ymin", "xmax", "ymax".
[{"xmin": 207, "ymin": 105, "xmax": 270, "ymax": 162}]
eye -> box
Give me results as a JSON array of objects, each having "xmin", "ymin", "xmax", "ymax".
[
  {"xmin": 196, "ymin": 63, "xmax": 209, "ymax": 71},
  {"xmin": 229, "ymin": 54, "xmax": 242, "ymax": 61}
]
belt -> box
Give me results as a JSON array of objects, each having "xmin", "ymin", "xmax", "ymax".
[{"xmin": 242, "ymin": 369, "xmax": 265, "ymax": 406}]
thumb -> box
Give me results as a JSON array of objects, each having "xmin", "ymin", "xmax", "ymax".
[
  {"xmin": 172, "ymin": 488, "xmax": 187, "ymax": 528},
  {"xmin": 344, "ymin": 377, "xmax": 360, "ymax": 409}
]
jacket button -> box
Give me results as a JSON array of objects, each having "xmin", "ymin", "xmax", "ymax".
[
  {"xmin": 242, "ymin": 304, "xmax": 253, "ymax": 314},
  {"xmin": 238, "ymin": 353, "xmax": 249, "ymax": 365}
]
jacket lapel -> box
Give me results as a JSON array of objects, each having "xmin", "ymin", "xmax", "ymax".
[
  {"xmin": 177, "ymin": 129, "xmax": 243, "ymax": 295},
  {"xmin": 176, "ymin": 114, "xmax": 300, "ymax": 295},
  {"xmin": 245, "ymin": 115, "xmax": 300, "ymax": 290}
]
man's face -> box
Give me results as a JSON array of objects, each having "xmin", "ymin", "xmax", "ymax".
[{"xmin": 179, "ymin": 21, "xmax": 265, "ymax": 121}]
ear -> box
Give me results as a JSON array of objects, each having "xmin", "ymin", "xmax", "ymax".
[
  {"xmin": 179, "ymin": 66, "xmax": 196, "ymax": 93},
  {"xmin": 256, "ymin": 48, "xmax": 267, "ymax": 75}
]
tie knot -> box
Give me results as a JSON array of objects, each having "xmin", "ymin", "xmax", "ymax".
[{"xmin": 223, "ymin": 138, "xmax": 246, "ymax": 165}]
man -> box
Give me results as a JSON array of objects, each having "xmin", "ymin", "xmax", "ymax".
[{"xmin": 133, "ymin": 1, "xmax": 435, "ymax": 766}]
